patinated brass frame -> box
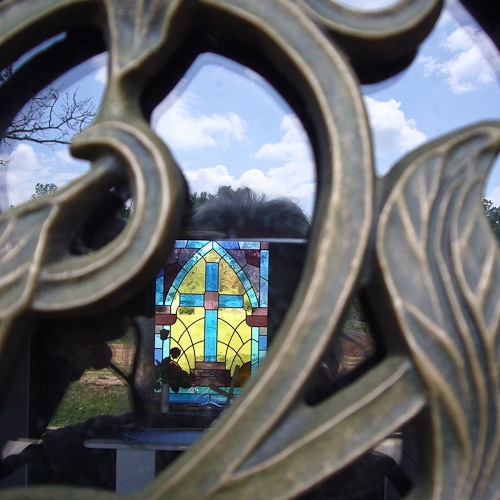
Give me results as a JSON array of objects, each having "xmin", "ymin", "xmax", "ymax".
[{"xmin": 1, "ymin": 0, "xmax": 500, "ymax": 499}]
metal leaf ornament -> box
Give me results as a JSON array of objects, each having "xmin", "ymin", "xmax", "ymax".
[
  {"xmin": 2, "ymin": 0, "xmax": 499, "ymax": 499},
  {"xmin": 377, "ymin": 122, "xmax": 500, "ymax": 500}
]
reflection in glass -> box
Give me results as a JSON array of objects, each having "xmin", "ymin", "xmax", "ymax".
[
  {"xmin": 2, "ymin": 0, "xmax": 499, "ymax": 497},
  {"xmin": 336, "ymin": 0, "xmax": 402, "ymax": 11},
  {"xmin": 151, "ymin": 53, "xmax": 316, "ymax": 219},
  {"xmin": 1, "ymin": 53, "xmax": 106, "ymax": 210}
]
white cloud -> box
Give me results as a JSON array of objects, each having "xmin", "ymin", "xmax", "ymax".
[
  {"xmin": 253, "ymin": 115, "xmax": 310, "ymax": 162},
  {"xmin": 487, "ymin": 185, "xmax": 500, "ymax": 207},
  {"xmin": 5, "ymin": 144, "xmax": 43, "ymax": 206},
  {"xmin": 88, "ymin": 53, "xmax": 108, "ymax": 85},
  {"xmin": 243, "ymin": 67, "xmax": 264, "ymax": 84},
  {"xmin": 363, "ymin": 96, "xmax": 427, "ymax": 160},
  {"xmin": 95, "ymin": 66, "xmax": 107, "ymax": 85},
  {"xmin": 5, "ymin": 143, "xmax": 88, "ymax": 207},
  {"xmin": 153, "ymin": 91, "xmax": 247, "ymax": 151},
  {"xmin": 185, "ymin": 114, "xmax": 315, "ymax": 215},
  {"xmin": 185, "ymin": 164, "xmax": 236, "ymax": 194},
  {"xmin": 336, "ymin": 0, "xmax": 401, "ymax": 10},
  {"xmin": 418, "ymin": 25, "xmax": 498, "ymax": 94}
]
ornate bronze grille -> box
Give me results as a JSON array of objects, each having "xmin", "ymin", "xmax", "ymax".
[{"xmin": 1, "ymin": 0, "xmax": 500, "ymax": 498}]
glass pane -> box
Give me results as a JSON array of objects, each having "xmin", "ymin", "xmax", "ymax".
[
  {"xmin": 2, "ymin": 0, "xmax": 499, "ymax": 497},
  {"xmin": 1, "ymin": 52, "xmax": 106, "ymax": 210},
  {"xmin": 151, "ymin": 53, "xmax": 316, "ymax": 220},
  {"xmin": 362, "ymin": 0, "xmax": 500, "ymax": 179}
]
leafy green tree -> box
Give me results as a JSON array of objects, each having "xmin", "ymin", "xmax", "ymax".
[
  {"xmin": 190, "ymin": 191, "xmax": 213, "ymax": 208},
  {"xmin": 117, "ymin": 203, "xmax": 131, "ymax": 219},
  {"xmin": 483, "ymin": 198, "xmax": 500, "ymax": 241},
  {"xmin": 31, "ymin": 182, "xmax": 58, "ymax": 199},
  {"xmin": 190, "ymin": 186, "xmax": 252, "ymax": 208}
]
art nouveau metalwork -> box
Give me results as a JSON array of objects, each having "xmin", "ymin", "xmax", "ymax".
[{"xmin": 0, "ymin": 0, "xmax": 499, "ymax": 498}]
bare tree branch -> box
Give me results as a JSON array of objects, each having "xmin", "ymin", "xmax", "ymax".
[{"xmin": 2, "ymin": 84, "xmax": 97, "ymax": 148}]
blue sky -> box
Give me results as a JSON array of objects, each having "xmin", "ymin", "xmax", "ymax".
[{"xmin": 2, "ymin": 0, "xmax": 500, "ymax": 217}]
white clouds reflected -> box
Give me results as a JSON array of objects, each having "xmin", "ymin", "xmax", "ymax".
[
  {"xmin": 1, "ymin": 53, "xmax": 106, "ymax": 210},
  {"xmin": 363, "ymin": 96, "xmax": 427, "ymax": 172},
  {"xmin": 336, "ymin": 0, "xmax": 402, "ymax": 11},
  {"xmin": 418, "ymin": 25, "xmax": 498, "ymax": 94},
  {"xmin": 154, "ymin": 90, "xmax": 247, "ymax": 151},
  {"xmin": 488, "ymin": 185, "xmax": 500, "ymax": 206},
  {"xmin": 5, "ymin": 143, "xmax": 87, "ymax": 207},
  {"xmin": 175, "ymin": 112, "xmax": 315, "ymax": 216},
  {"xmin": 3, "ymin": 0, "xmax": 500, "ymax": 216}
]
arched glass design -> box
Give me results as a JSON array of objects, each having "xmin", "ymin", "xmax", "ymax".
[{"xmin": 155, "ymin": 240, "xmax": 268, "ymax": 404}]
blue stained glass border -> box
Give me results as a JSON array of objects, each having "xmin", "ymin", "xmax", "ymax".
[{"xmin": 239, "ymin": 241, "xmax": 261, "ymax": 249}]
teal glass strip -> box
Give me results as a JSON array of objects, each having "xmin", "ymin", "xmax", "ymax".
[
  {"xmin": 252, "ymin": 327, "xmax": 259, "ymax": 344},
  {"xmin": 205, "ymin": 310, "xmax": 217, "ymax": 359},
  {"xmin": 251, "ymin": 327, "xmax": 259, "ymax": 372},
  {"xmin": 165, "ymin": 246, "xmax": 208, "ymax": 306},
  {"xmin": 261, "ymin": 250, "xmax": 269, "ymax": 278},
  {"xmin": 237, "ymin": 269, "xmax": 251, "ymax": 289},
  {"xmin": 155, "ymin": 334, "xmax": 163, "ymax": 349},
  {"xmin": 206, "ymin": 262, "xmax": 219, "ymax": 291},
  {"xmin": 247, "ymin": 288, "xmax": 258, "ymax": 306},
  {"xmin": 156, "ymin": 274, "xmax": 164, "ymax": 305},
  {"xmin": 212, "ymin": 241, "xmax": 227, "ymax": 257},
  {"xmin": 165, "ymin": 287, "xmax": 178, "ymax": 306},
  {"xmin": 180, "ymin": 294, "xmax": 204, "ymax": 307},
  {"xmin": 240, "ymin": 241, "xmax": 260, "ymax": 249},
  {"xmin": 222, "ymin": 251, "xmax": 239, "ymax": 272},
  {"xmin": 213, "ymin": 244, "xmax": 257, "ymax": 307},
  {"xmin": 186, "ymin": 240, "xmax": 209, "ymax": 248},
  {"xmin": 219, "ymin": 295, "xmax": 243, "ymax": 308},
  {"xmin": 182, "ymin": 252, "xmax": 203, "ymax": 273},
  {"xmin": 260, "ymin": 278, "xmax": 268, "ymax": 307},
  {"xmin": 171, "ymin": 267, "xmax": 187, "ymax": 291},
  {"xmin": 198, "ymin": 241, "xmax": 214, "ymax": 257}
]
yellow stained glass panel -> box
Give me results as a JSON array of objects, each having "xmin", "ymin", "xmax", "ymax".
[
  {"xmin": 171, "ymin": 304, "xmax": 205, "ymax": 371},
  {"xmin": 217, "ymin": 308, "xmax": 251, "ymax": 371},
  {"xmin": 219, "ymin": 258, "xmax": 245, "ymax": 295},
  {"xmin": 204, "ymin": 249, "xmax": 222, "ymax": 263},
  {"xmin": 178, "ymin": 258, "xmax": 206, "ymax": 294}
]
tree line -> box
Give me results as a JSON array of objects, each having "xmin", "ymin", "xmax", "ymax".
[
  {"xmin": 483, "ymin": 198, "xmax": 500, "ymax": 241},
  {"xmin": 23, "ymin": 184, "xmax": 500, "ymax": 242}
]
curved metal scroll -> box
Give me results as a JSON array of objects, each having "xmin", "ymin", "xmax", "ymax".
[{"xmin": 0, "ymin": 0, "xmax": 499, "ymax": 499}]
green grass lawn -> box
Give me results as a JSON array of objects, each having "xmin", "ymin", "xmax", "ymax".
[{"xmin": 49, "ymin": 371, "xmax": 131, "ymax": 428}]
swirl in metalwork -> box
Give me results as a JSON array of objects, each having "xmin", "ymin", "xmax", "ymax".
[{"xmin": 1, "ymin": 0, "xmax": 500, "ymax": 499}]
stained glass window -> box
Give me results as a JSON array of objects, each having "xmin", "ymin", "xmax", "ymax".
[{"xmin": 155, "ymin": 240, "xmax": 269, "ymax": 404}]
